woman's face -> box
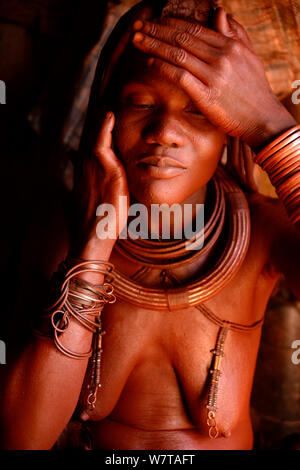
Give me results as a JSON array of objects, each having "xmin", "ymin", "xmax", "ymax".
[{"xmin": 114, "ymin": 60, "xmax": 226, "ymax": 206}]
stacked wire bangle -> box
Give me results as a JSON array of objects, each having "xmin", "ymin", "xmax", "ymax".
[
  {"xmin": 40, "ymin": 260, "xmax": 116, "ymax": 410},
  {"xmin": 254, "ymin": 124, "xmax": 300, "ymax": 224},
  {"xmin": 43, "ymin": 260, "xmax": 116, "ymax": 360}
]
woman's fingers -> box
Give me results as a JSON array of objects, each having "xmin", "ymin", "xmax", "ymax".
[
  {"xmin": 133, "ymin": 33, "xmax": 211, "ymax": 83},
  {"xmin": 213, "ymin": 7, "xmax": 254, "ymax": 51},
  {"xmin": 227, "ymin": 17, "xmax": 254, "ymax": 51},
  {"xmin": 156, "ymin": 17, "xmax": 228, "ymax": 48},
  {"xmin": 213, "ymin": 7, "xmax": 233, "ymax": 38},
  {"xmin": 95, "ymin": 112, "xmax": 114, "ymax": 149},
  {"xmin": 94, "ymin": 112, "xmax": 123, "ymax": 178},
  {"xmin": 133, "ymin": 20, "xmax": 220, "ymax": 64}
]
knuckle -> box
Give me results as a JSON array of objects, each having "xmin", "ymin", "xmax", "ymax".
[
  {"xmin": 187, "ymin": 23, "xmax": 203, "ymax": 37},
  {"xmin": 148, "ymin": 22, "xmax": 159, "ymax": 36},
  {"xmin": 175, "ymin": 31, "xmax": 190, "ymax": 46},
  {"xmin": 216, "ymin": 53, "xmax": 230, "ymax": 71},
  {"xmin": 146, "ymin": 36, "xmax": 158, "ymax": 50},
  {"xmin": 206, "ymin": 87, "xmax": 213, "ymax": 104},
  {"xmin": 226, "ymin": 38, "xmax": 241, "ymax": 55},
  {"xmin": 224, "ymin": 37, "xmax": 234, "ymax": 51},
  {"xmin": 169, "ymin": 47, "xmax": 187, "ymax": 65},
  {"xmin": 232, "ymin": 40, "xmax": 242, "ymax": 54},
  {"xmin": 177, "ymin": 69, "xmax": 190, "ymax": 87}
]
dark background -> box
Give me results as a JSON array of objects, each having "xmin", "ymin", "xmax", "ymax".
[{"xmin": 0, "ymin": 0, "xmax": 299, "ymax": 450}]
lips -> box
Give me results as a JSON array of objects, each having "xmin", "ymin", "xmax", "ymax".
[
  {"xmin": 138, "ymin": 155, "xmax": 187, "ymax": 169},
  {"xmin": 137, "ymin": 155, "xmax": 187, "ymax": 179}
]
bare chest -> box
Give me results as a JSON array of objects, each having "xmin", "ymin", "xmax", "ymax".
[{"xmin": 79, "ymin": 240, "xmax": 279, "ymax": 437}]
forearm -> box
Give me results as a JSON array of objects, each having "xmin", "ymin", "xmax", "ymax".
[
  {"xmin": 0, "ymin": 238, "xmax": 115, "ymax": 450},
  {"xmin": 0, "ymin": 330, "xmax": 92, "ymax": 449},
  {"xmin": 245, "ymin": 107, "xmax": 300, "ymax": 231}
]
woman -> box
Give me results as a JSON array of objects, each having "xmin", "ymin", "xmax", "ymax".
[{"xmin": 0, "ymin": 0, "xmax": 299, "ymax": 450}]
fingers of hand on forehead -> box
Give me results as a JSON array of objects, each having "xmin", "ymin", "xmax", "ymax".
[
  {"xmin": 133, "ymin": 31, "xmax": 212, "ymax": 80},
  {"xmin": 226, "ymin": 16, "xmax": 254, "ymax": 50},
  {"xmin": 132, "ymin": 21, "xmax": 250, "ymax": 82},
  {"xmin": 133, "ymin": 18, "xmax": 228, "ymax": 49},
  {"xmin": 133, "ymin": 23, "xmax": 221, "ymax": 66}
]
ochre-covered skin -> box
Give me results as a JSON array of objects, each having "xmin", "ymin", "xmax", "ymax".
[
  {"xmin": 78, "ymin": 198, "xmax": 282, "ymax": 450},
  {"xmin": 0, "ymin": 2, "xmax": 300, "ymax": 451}
]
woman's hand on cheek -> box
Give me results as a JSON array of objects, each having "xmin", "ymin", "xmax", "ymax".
[
  {"xmin": 94, "ymin": 111, "xmax": 130, "ymax": 229},
  {"xmin": 132, "ymin": 7, "xmax": 297, "ymax": 153},
  {"xmin": 72, "ymin": 112, "xmax": 129, "ymax": 256}
]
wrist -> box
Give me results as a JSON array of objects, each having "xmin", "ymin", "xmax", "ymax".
[
  {"xmin": 78, "ymin": 236, "xmax": 116, "ymax": 260},
  {"xmin": 243, "ymin": 105, "xmax": 297, "ymax": 154},
  {"xmin": 67, "ymin": 238, "xmax": 115, "ymax": 284},
  {"xmin": 69, "ymin": 236, "xmax": 116, "ymax": 284},
  {"xmin": 251, "ymin": 124, "xmax": 300, "ymax": 226}
]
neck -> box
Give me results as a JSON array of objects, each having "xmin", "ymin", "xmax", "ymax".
[{"xmin": 130, "ymin": 185, "xmax": 208, "ymax": 241}]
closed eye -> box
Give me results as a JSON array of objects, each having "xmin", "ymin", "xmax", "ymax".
[
  {"xmin": 186, "ymin": 108, "xmax": 204, "ymax": 115},
  {"xmin": 185, "ymin": 109, "xmax": 207, "ymax": 120},
  {"xmin": 132, "ymin": 104, "xmax": 155, "ymax": 109}
]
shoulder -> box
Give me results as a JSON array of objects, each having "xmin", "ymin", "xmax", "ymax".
[
  {"xmin": 246, "ymin": 191, "xmax": 300, "ymax": 298},
  {"xmin": 246, "ymin": 191, "xmax": 288, "ymax": 238},
  {"xmin": 246, "ymin": 191, "xmax": 281, "ymax": 217},
  {"xmin": 246, "ymin": 190, "xmax": 298, "ymax": 243},
  {"xmin": 241, "ymin": 192, "xmax": 283, "ymax": 279}
]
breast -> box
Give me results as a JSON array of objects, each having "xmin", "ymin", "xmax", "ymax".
[
  {"xmin": 107, "ymin": 349, "xmax": 195, "ymax": 430},
  {"xmin": 79, "ymin": 297, "xmax": 263, "ymax": 440},
  {"xmin": 168, "ymin": 307, "xmax": 263, "ymax": 438}
]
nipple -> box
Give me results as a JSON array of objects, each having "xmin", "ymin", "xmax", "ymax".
[
  {"xmin": 222, "ymin": 429, "xmax": 232, "ymax": 438},
  {"xmin": 80, "ymin": 411, "xmax": 91, "ymax": 422}
]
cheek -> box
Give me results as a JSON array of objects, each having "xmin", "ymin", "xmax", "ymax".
[
  {"xmin": 113, "ymin": 116, "xmax": 130, "ymax": 161},
  {"xmin": 113, "ymin": 111, "xmax": 140, "ymax": 161},
  {"xmin": 190, "ymin": 130, "xmax": 225, "ymax": 178}
]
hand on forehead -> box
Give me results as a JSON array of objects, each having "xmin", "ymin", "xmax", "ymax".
[{"xmin": 130, "ymin": 3, "xmax": 281, "ymax": 152}]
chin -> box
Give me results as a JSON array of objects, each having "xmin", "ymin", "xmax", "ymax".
[{"xmin": 129, "ymin": 180, "xmax": 187, "ymax": 206}]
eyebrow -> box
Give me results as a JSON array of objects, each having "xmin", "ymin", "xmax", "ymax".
[{"xmin": 120, "ymin": 80, "xmax": 193, "ymax": 106}]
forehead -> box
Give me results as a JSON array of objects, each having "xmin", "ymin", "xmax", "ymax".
[{"xmin": 119, "ymin": 47, "xmax": 189, "ymax": 99}]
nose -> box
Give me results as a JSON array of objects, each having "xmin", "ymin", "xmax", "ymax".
[{"xmin": 142, "ymin": 111, "xmax": 186, "ymax": 148}]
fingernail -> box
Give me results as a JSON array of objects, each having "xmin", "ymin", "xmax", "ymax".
[
  {"xmin": 147, "ymin": 57, "xmax": 154, "ymax": 67},
  {"xmin": 133, "ymin": 32, "xmax": 144, "ymax": 42},
  {"xmin": 133, "ymin": 20, "xmax": 143, "ymax": 31},
  {"xmin": 106, "ymin": 111, "xmax": 112, "ymax": 120}
]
